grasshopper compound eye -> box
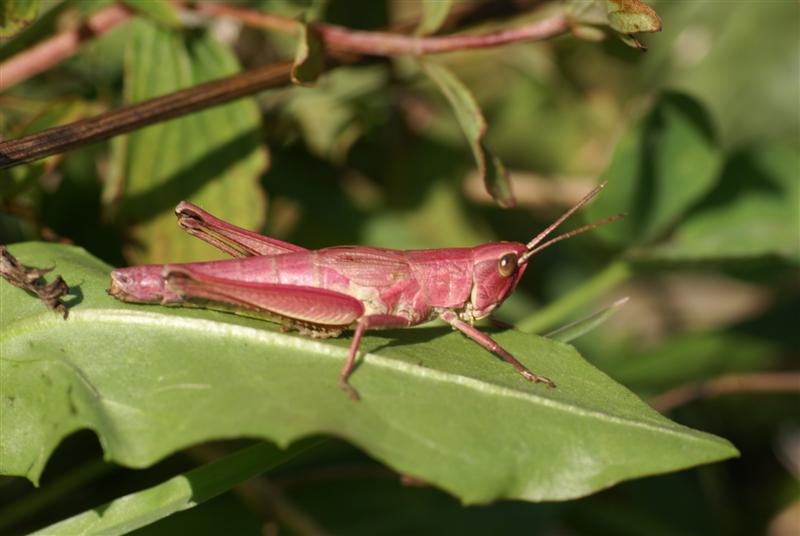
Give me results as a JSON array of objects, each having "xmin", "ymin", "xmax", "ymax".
[{"xmin": 497, "ymin": 253, "xmax": 517, "ymax": 277}]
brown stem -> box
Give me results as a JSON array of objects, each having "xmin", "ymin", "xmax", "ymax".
[
  {"xmin": 0, "ymin": 4, "xmax": 133, "ymax": 92},
  {"xmin": 650, "ymin": 372, "xmax": 800, "ymax": 413},
  {"xmin": 315, "ymin": 14, "xmax": 569, "ymax": 56},
  {"xmin": 0, "ymin": 1, "xmax": 561, "ymax": 169},
  {"xmin": 192, "ymin": 2, "xmax": 299, "ymax": 33},
  {"xmin": 0, "ymin": 1, "xmax": 546, "ymax": 94},
  {"xmin": 0, "ymin": 61, "xmax": 293, "ymax": 169},
  {"xmin": 196, "ymin": 2, "xmax": 568, "ymax": 56}
]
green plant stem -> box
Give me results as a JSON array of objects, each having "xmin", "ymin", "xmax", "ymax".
[
  {"xmin": 31, "ymin": 439, "xmax": 323, "ymax": 536},
  {"xmin": 518, "ymin": 261, "xmax": 632, "ymax": 334}
]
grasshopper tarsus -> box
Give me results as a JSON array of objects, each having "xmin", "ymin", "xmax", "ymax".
[
  {"xmin": 339, "ymin": 379, "xmax": 361, "ymax": 401},
  {"xmin": 522, "ymin": 370, "xmax": 556, "ymax": 388}
]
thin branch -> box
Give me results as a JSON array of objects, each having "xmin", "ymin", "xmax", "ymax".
[
  {"xmin": 0, "ymin": 4, "xmax": 133, "ymax": 92},
  {"xmin": 315, "ymin": 15, "xmax": 569, "ymax": 56},
  {"xmin": 195, "ymin": 2, "xmax": 569, "ymax": 56},
  {"xmin": 650, "ymin": 372, "xmax": 800, "ymax": 413},
  {"xmin": 0, "ymin": 61, "xmax": 293, "ymax": 169},
  {"xmin": 192, "ymin": 2, "xmax": 299, "ymax": 34},
  {"xmin": 0, "ymin": 1, "xmax": 564, "ymax": 169},
  {"xmin": 0, "ymin": 1, "xmax": 550, "ymax": 94}
]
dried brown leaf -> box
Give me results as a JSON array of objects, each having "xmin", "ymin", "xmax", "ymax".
[{"xmin": 0, "ymin": 245, "xmax": 69, "ymax": 318}]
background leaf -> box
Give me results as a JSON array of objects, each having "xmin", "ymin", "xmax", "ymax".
[
  {"xmin": 0, "ymin": 0, "xmax": 40, "ymax": 39},
  {"xmin": 275, "ymin": 65, "xmax": 388, "ymax": 163},
  {"xmin": 421, "ymin": 61, "xmax": 515, "ymax": 208},
  {"xmin": 120, "ymin": 0, "xmax": 180, "ymax": 28},
  {"xmin": 546, "ymin": 296, "xmax": 629, "ymax": 343},
  {"xmin": 416, "ymin": 0, "xmax": 452, "ymax": 36},
  {"xmin": 642, "ymin": 143, "xmax": 800, "ymax": 263},
  {"xmin": 606, "ymin": 333, "xmax": 782, "ymax": 397},
  {"xmin": 605, "ymin": 0, "xmax": 661, "ymax": 35},
  {"xmin": 0, "ymin": 0, "xmax": 61, "ymax": 61},
  {"xmin": 641, "ymin": 1, "xmax": 800, "ymax": 148},
  {"xmin": 1, "ymin": 242, "xmax": 737, "ymax": 503},
  {"xmin": 565, "ymin": 0, "xmax": 661, "ymax": 49},
  {"xmin": 587, "ymin": 92, "xmax": 723, "ymax": 246},
  {"xmin": 32, "ymin": 441, "xmax": 317, "ymax": 536},
  {"xmin": 109, "ymin": 19, "xmax": 267, "ymax": 264},
  {"xmin": 291, "ymin": 21, "xmax": 324, "ymax": 86}
]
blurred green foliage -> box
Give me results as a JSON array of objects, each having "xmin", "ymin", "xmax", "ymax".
[{"xmin": 1, "ymin": 0, "xmax": 798, "ymax": 534}]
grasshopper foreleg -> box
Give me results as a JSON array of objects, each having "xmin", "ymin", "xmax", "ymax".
[{"xmin": 440, "ymin": 310, "xmax": 556, "ymax": 388}]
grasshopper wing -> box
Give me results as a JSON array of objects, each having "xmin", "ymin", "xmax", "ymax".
[
  {"xmin": 165, "ymin": 265, "xmax": 363, "ymax": 329},
  {"xmin": 175, "ymin": 202, "xmax": 307, "ymax": 258}
]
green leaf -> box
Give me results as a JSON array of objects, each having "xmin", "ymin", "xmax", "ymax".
[
  {"xmin": 421, "ymin": 61, "xmax": 515, "ymax": 208},
  {"xmin": 546, "ymin": 297, "xmax": 630, "ymax": 343},
  {"xmin": 642, "ymin": 1, "xmax": 799, "ymax": 148},
  {"xmin": 518, "ymin": 262, "xmax": 633, "ymax": 335},
  {"xmin": 605, "ymin": 0, "xmax": 661, "ymax": 49},
  {"xmin": 616, "ymin": 32, "xmax": 647, "ymax": 50},
  {"xmin": 0, "ymin": 0, "xmax": 39, "ymax": 39},
  {"xmin": 605, "ymin": 0, "xmax": 661, "ymax": 35},
  {"xmin": 608, "ymin": 333, "xmax": 782, "ymax": 397},
  {"xmin": 587, "ymin": 93, "xmax": 723, "ymax": 246},
  {"xmin": 109, "ymin": 19, "xmax": 267, "ymax": 264},
  {"xmin": 569, "ymin": 23, "xmax": 606, "ymax": 43},
  {"xmin": 291, "ymin": 21, "xmax": 324, "ymax": 86},
  {"xmin": 33, "ymin": 441, "xmax": 318, "ymax": 535},
  {"xmin": 274, "ymin": 65, "xmax": 388, "ymax": 162},
  {"xmin": 565, "ymin": 0, "xmax": 661, "ymax": 49},
  {"xmin": 0, "ymin": 0, "xmax": 67, "ymax": 61},
  {"xmin": 641, "ymin": 143, "xmax": 800, "ymax": 263},
  {"xmin": 121, "ymin": 0, "xmax": 180, "ymax": 28},
  {"xmin": 416, "ymin": 0, "xmax": 452, "ymax": 35},
  {"xmin": 1, "ymin": 243, "xmax": 738, "ymax": 503},
  {"xmin": 1, "ymin": 98, "xmax": 88, "ymax": 203}
]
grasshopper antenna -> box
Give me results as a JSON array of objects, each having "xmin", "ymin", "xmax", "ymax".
[{"xmin": 518, "ymin": 181, "xmax": 624, "ymax": 265}]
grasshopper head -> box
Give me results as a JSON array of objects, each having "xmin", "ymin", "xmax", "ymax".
[
  {"xmin": 469, "ymin": 242, "xmax": 530, "ymax": 318},
  {"xmin": 470, "ymin": 181, "xmax": 624, "ymax": 319}
]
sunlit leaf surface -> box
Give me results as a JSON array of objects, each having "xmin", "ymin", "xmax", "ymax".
[{"xmin": 1, "ymin": 243, "xmax": 737, "ymax": 503}]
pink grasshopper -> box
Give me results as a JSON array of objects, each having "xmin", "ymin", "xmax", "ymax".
[{"xmin": 109, "ymin": 182, "xmax": 621, "ymax": 400}]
